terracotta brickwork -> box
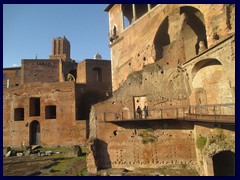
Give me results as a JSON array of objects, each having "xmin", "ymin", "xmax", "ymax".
[
  {"xmin": 3, "ymin": 67, "xmax": 21, "ymax": 88},
  {"xmin": 3, "ymin": 36, "xmax": 112, "ymax": 147},
  {"xmin": 77, "ymin": 59, "xmax": 112, "ymax": 88},
  {"xmin": 87, "ymin": 4, "xmax": 235, "ymax": 176},
  {"xmin": 21, "ymin": 59, "xmax": 60, "ymax": 84},
  {"xmin": 3, "ymin": 82, "xmax": 87, "ymax": 146},
  {"xmin": 107, "ymin": 4, "xmax": 235, "ymax": 91},
  {"xmin": 49, "ymin": 36, "xmax": 71, "ymax": 62}
]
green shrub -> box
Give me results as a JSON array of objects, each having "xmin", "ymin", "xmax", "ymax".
[
  {"xmin": 196, "ymin": 136, "xmax": 207, "ymax": 151},
  {"xmin": 138, "ymin": 129, "xmax": 157, "ymax": 144}
]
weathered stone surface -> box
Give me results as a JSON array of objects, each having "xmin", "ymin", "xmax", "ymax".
[
  {"xmin": 87, "ymin": 4, "xmax": 235, "ymax": 176},
  {"xmin": 86, "ymin": 138, "xmax": 98, "ymax": 174}
]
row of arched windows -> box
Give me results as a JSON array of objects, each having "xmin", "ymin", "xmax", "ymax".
[
  {"xmin": 112, "ymin": 5, "xmax": 209, "ymax": 61},
  {"xmin": 122, "ymin": 4, "xmax": 157, "ymax": 29}
]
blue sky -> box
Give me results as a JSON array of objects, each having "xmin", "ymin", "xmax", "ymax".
[{"xmin": 3, "ymin": 4, "xmax": 111, "ymax": 68}]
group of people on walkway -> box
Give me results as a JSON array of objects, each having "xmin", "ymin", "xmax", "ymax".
[{"xmin": 136, "ymin": 105, "xmax": 148, "ymax": 119}]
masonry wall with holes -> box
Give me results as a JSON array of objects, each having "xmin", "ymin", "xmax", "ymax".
[
  {"xmin": 87, "ymin": 4, "xmax": 235, "ymax": 175},
  {"xmin": 3, "ymin": 82, "xmax": 87, "ymax": 146}
]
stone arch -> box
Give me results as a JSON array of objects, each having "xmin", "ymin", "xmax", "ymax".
[
  {"xmin": 180, "ymin": 6, "xmax": 207, "ymax": 60},
  {"xmin": 29, "ymin": 120, "xmax": 40, "ymax": 145},
  {"xmin": 190, "ymin": 58, "xmax": 232, "ymax": 105},
  {"xmin": 191, "ymin": 59, "xmax": 222, "ymax": 80},
  {"xmin": 69, "ymin": 69, "xmax": 76, "ymax": 79},
  {"xmin": 153, "ymin": 16, "xmax": 170, "ymax": 61},
  {"xmin": 66, "ymin": 70, "xmax": 76, "ymax": 81},
  {"xmin": 202, "ymin": 147, "xmax": 235, "ymax": 176},
  {"xmin": 212, "ymin": 150, "xmax": 235, "ymax": 176}
]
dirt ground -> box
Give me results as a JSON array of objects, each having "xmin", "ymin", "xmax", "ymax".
[
  {"xmin": 3, "ymin": 146, "xmax": 199, "ymax": 176},
  {"xmin": 3, "ymin": 155, "xmax": 87, "ymax": 176},
  {"xmin": 3, "ymin": 146, "xmax": 87, "ymax": 176},
  {"xmin": 98, "ymin": 166, "xmax": 199, "ymax": 176}
]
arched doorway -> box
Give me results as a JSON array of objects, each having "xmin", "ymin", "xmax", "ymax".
[
  {"xmin": 29, "ymin": 120, "xmax": 40, "ymax": 145},
  {"xmin": 213, "ymin": 151, "xmax": 235, "ymax": 176}
]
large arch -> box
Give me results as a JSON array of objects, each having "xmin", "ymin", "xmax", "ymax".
[
  {"xmin": 190, "ymin": 59, "xmax": 232, "ymax": 107},
  {"xmin": 213, "ymin": 151, "xmax": 235, "ymax": 176},
  {"xmin": 29, "ymin": 120, "xmax": 40, "ymax": 145},
  {"xmin": 153, "ymin": 16, "xmax": 170, "ymax": 61},
  {"xmin": 191, "ymin": 59, "xmax": 222, "ymax": 80},
  {"xmin": 181, "ymin": 6, "xmax": 207, "ymax": 61}
]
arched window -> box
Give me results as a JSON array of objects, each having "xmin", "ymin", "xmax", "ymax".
[
  {"xmin": 122, "ymin": 4, "xmax": 134, "ymax": 29},
  {"xmin": 113, "ymin": 25, "xmax": 117, "ymax": 36},
  {"xmin": 109, "ymin": 25, "xmax": 118, "ymax": 43}
]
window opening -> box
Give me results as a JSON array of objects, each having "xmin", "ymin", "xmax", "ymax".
[
  {"xmin": 122, "ymin": 4, "xmax": 134, "ymax": 29},
  {"xmin": 45, "ymin": 105, "xmax": 56, "ymax": 119},
  {"xmin": 93, "ymin": 67, "xmax": 102, "ymax": 83},
  {"xmin": 29, "ymin": 97, "xmax": 40, "ymax": 116},
  {"xmin": 14, "ymin": 108, "xmax": 24, "ymax": 121},
  {"xmin": 135, "ymin": 4, "xmax": 148, "ymax": 19}
]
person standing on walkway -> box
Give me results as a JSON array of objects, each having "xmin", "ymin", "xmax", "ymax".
[
  {"xmin": 143, "ymin": 106, "xmax": 148, "ymax": 119},
  {"xmin": 136, "ymin": 106, "xmax": 142, "ymax": 119}
]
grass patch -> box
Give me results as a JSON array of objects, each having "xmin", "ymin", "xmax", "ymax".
[
  {"xmin": 78, "ymin": 167, "xmax": 87, "ymax": 176},
  {"xmin": 196, "ymin": 136, "xmax": 207, "ymax": 151},
  {"xmin": 38, "ymin": 146, "xmax": 87, "ymax": 175},
  {"xmin": 138, "ymin": 129, "xmax": 157, "ymax": 144},
  {"xmin": 47, "ymin": 156, "xmax": 86, "ymax": 176}
]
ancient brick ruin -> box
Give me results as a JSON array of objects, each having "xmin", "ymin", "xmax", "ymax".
[
  {"xmin": 86, "ymin": 4, "xmax": 235, "ymax": 176},
  {"xmin": 3, "ymin": 4, "xmax": 235, "ymax": 176},
  {"xmin": 3, "ymin": 36, "xmax": 112, "ymax": 146}
]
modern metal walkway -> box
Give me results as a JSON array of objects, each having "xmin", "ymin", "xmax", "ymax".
[{"xmin": 102, "ymin": 103, "xmax": 235, "ymax": 124}]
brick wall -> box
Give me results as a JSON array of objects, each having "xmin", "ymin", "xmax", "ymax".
[{"xmin": 3, "ymin": 82, "xmax": 87, "ymax": 147}]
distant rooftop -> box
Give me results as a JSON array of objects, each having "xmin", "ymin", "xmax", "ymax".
[
  {"xmin": 94, "ymin": 52, "xmax": 102, "ymax": 60},
  {"xmin": 3, "ymin": 66, "xmax": 21, "ymax": 70}
]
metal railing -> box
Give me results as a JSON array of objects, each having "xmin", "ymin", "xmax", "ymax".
[{"xmin": 101, "ymin": 103, "xmax": 235, "ymax": 122}]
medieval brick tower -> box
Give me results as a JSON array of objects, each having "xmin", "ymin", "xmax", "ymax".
[{"xmin": 49, "ymin": 36, "xmax": 71, "ymax": 62}]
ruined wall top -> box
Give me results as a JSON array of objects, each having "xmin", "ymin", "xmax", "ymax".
[
  {"xmin": 49, "ymin": 36, "xmax": 71, "ymax": 62},
  {"xmin": 105, "ymin": 4, "xmax": 235, "ymax": 91}
]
